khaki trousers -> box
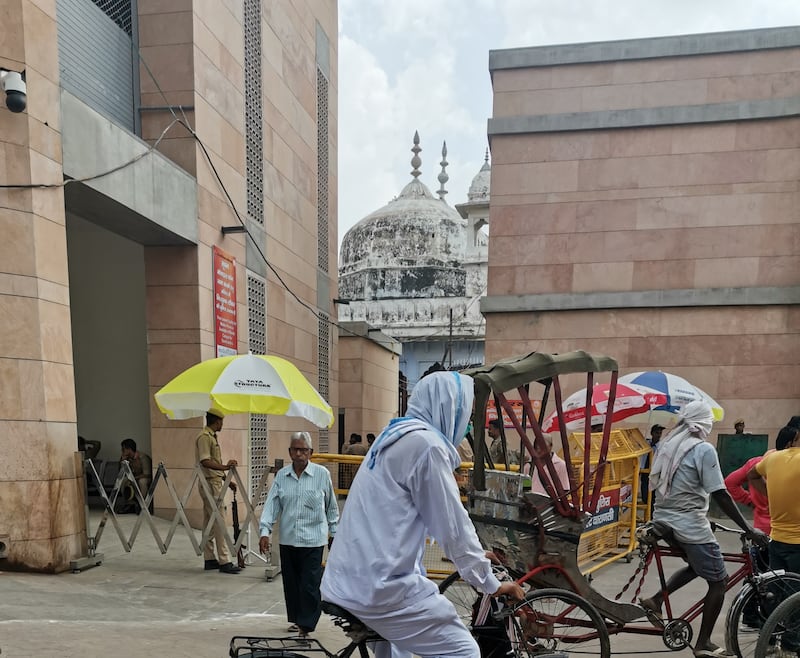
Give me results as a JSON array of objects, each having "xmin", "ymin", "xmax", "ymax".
[{"xmin": 202, "ymin": 478, "xmax": 231, "ymax": 564}]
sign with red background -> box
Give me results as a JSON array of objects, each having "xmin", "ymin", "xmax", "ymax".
[{"xmin": 213, "ymin": 246, "xmax": 237, "ymax": 357}]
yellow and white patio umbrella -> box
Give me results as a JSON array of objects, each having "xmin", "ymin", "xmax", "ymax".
[{"xmin": 155, "ymin": 353, "xmax": 334, "ymax": 428}]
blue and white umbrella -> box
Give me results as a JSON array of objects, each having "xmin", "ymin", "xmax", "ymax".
[{"xmin": 617, "ymin": 371, "xmax": 724, "ymax": 426}]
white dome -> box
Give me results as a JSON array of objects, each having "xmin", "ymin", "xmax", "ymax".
[
  {"xmin": 467, "ymin": 155, "xmax": 491, "ymax": 201},
  {"xmin": 339, "ymin": 133, "xmax": 468, "ymax": 301}
]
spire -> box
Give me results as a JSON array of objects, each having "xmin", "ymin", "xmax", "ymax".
[
  {"xmin": 481, "ymin": 147, "xmax": 490, "ymax": 171},
  {"xmin": 410, "ymin": 131, "xmax": 422, "ymax": 179},
  {"xmin": 437, "ymin": 141, "xmax": 449, "ymax": 201}
]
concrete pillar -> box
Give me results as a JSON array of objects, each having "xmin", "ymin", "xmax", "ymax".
[{"xmin": 0, "ymin": 0, "xmax": 85, "ymax": 572}]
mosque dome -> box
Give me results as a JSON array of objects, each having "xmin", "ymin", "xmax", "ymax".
[
  {"xmin": 339, "ymin": 133, "xmax": 467, "ymax": 301},
  {"xmin": 467, "ymin": 149, "xmax": 491, "ymax": 201}
]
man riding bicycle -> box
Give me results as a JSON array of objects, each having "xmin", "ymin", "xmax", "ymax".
[
  {"xmin": 639, "ymin": 401, "xmax": 767, "ymax": 658},
  {"xmin": 322, "ymin": 371, "xmax": 524, "ymax": 658}
]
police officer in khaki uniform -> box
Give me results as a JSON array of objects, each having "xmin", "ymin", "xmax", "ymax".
[{"xmin": 196, "ymin": 411, "xmax": 240, "ymax": 574}]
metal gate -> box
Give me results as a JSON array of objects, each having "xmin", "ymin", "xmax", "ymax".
[{"xmin": 74, "ymin": 457, "xmax": 280, "ymax": 573}]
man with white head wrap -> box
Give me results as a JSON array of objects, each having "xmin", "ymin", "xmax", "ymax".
[
  {"xmin": 321, "ymin": 371, "xmax": 524, "ymax": 658},
  {"xmin": 640, "ymin": 401, "xmax": 767, "ymax": 658}
]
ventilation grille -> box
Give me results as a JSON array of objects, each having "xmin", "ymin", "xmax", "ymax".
[
  {"xmin": 316, "ymin": 67, "xmax": 329, "ymax": 272},
  {"xmin": 91, "ymin": 0, "xmax": 132, "ymax": 35},
  {"xmin": 57, "ymin": 0, "xmax": 135, "ymax": 130},
  {"xmin": 317, "ymin": 312, "xmax": 330, "ymax": 453},
  {"xmin": 247, "ymin": 272, "xmax": 268, "ymax": 499},
  {"xmin": 244, "ymin": 0, "xmax": 264, "ymax": 224}
]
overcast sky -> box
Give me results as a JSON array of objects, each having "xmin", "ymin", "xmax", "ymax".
[{"xmin": 336, "ymin": 0, "xmax": 800, "ymax": 250}]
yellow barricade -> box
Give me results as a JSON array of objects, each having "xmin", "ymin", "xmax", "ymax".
[
  {"xmin": 313, "ymin": 439, "xmax": 654, "ymax": 580},
  {"xmin": 566, "ymin": 428, "xmax": 651, "ymax": 574}
]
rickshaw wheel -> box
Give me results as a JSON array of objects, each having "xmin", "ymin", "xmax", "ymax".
[{"xmin": 508, "ymin": 588, "xmax": 611, "ymax": 658}]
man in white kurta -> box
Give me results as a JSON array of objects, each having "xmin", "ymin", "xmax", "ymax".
[{"xmin": 321, "ymin": 371, "xmax": 524, "ymax": 658}]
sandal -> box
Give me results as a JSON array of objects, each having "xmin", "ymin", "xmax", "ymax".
[
  {"xmin": 693, "ymin": 647, "xmax": 735, "ymax": 657},
  {"xmin": 638, "ymin": 598, "xmax": 664, "ymax": 629},
  {"xmin": 287, "ymin": 623, "xmax": 299, "ymax": 633}
]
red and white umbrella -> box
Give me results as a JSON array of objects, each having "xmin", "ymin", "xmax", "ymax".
[{"xmin": 542, "ymin": 383, "xmax": 668, "ymax": 433}]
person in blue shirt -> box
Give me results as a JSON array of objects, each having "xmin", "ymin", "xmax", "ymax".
[{"xmin": 259, "ymin": 431, "xmax": 338, "ymax": 637}]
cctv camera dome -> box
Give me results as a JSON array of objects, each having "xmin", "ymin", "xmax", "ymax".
[{"xmin": 6, "ymin": 90, "xmax": 26, "ymax": 113}]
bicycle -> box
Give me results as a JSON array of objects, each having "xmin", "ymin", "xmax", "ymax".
[
  {"xmin": 229, "ymin": 601, "xmax": 380, "ymax": 657},
  {"xmin": 601, "ymin": 520, "xmax": 799, "ymax": 657},
  {"xmin": 232, "ymin": 596, "xmax": 572, "ymax": 658},
  {"xmin": 440, "ymin": 521, "xmax": 800, "ymax": 657},
  {"xmin": 755, "ymin": 590, "xmax": 800, "ymax": 658},
  {"xmin": 439, "ymin": 566, "xmax": 610, "ymax": 657}
]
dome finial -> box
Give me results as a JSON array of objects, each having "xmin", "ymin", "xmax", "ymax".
[
  {"xmin": 410, "ymin": 131, "xmax": 422, "ymax": 179},
  {"xmin": 437, "ymin": 141, "xmax": 449, "ymax": 201},
  {"xmin": 480, "ymin": 147, "xmax": 491, "ymax": 172}
]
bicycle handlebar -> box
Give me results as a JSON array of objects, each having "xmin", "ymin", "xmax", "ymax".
[{"xmin": 711, "ymin": 521, "xmax": 743, "ymax": 535}]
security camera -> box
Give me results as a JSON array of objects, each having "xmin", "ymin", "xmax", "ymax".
[{"xmin": 0, "ymin": 69, "xmax": 26, "ymax": 113}]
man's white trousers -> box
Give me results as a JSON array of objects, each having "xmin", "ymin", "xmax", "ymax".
[{"xmin": 351, "ymin": 591, "xmax": 480, "ymax": 658}]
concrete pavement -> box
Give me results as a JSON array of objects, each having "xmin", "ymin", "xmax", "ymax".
[{"xmin": 0, "ymin": 512, "xmax": 748, "ymax": 657}]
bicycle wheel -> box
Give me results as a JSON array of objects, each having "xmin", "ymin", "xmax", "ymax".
[
  {"xmin": 507, "ymin": 588, "xmax": 611, "ymax": 658},
  {"xmin": 755, "ymin": 591, "xmax": 800, "ymax": 658},
  {"xmin": 725, "ymin": 572, "xmax": 800, "ymax": 658},
  {"xmin": 439, "ymin": 571, "xmax": 479, "ymax": 626},
  {"xmin": 439, "ymin": 573, "xmax": 517, "ymax": 658}
]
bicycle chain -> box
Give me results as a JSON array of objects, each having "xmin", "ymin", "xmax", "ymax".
[{"xmin": 614, "ymin": 544, "xmax": 651, "ymax": 603}]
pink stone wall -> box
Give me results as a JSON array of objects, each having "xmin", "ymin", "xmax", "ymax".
[
  {"xmin": 489, "ymin": 118, "xmax": 799, "ymax": 298},
  {"xmin": 493, "ymin": 49, "xmax": 800, "ymax": 117},
  {"xmin": 338, "ymin": 336, "xmax": 399, "ymax": 445},
  {"xmin": 487, "ymin": 42, "xmax": 799, "ymax": 442},
  {"xmin": 0, "ymin": 0, "xmax": 86, "ymax": 571},
  {"xmin": 139, "ymin": 0, "xmax": 338, "ymax": 524},
  {"xmin": 262, "ymin": 0, "xmax": 339, "ymax": 460},
  {"xmin": 2, "ymin": 0, "xmax": 338, "ymax": 565}
]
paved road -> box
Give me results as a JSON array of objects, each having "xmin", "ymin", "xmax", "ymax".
[{"xmin": 0, "ymin": 512, "xmax": 747, "ymax": 657}]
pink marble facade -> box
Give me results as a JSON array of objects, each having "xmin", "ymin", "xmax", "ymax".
[
  {"xmin": 0, "ymin": 0, "xmax": 86, "ymax": 571},
  {"xmin": 487, "ymin": 36, "xmax": 799, "ymax": 442},
  {"xmin": 2, "ymin": 0, "xmax": 338, "ymax": 569},
  {"xmin": 141, "ymin": 0, "xmax": 338, "ymax": 524},
  {"xmin": 338, "ymin": 335, "xmax": 399, "ymax": 447}
]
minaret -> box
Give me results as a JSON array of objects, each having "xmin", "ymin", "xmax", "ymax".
[
  {"xmin": 437, "ymin": 141, "xmax": 449, "ymax": 201},
  {"xmin": 410, "ymin": 130, "xmax": 421, "ymax": 178}
]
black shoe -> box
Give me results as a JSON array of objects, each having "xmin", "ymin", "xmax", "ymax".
[
  {"xmin": 204, "ymin": 559, "xmax": 220, "ymax": 571},
  {"xmin": 219, "ymin": 562, "xmax": 241, "ymax": 574}
]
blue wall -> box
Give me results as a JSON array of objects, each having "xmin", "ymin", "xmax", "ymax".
[{"xmin": 400, "ymin": 340, "xmax": 484, "ymax": 391}]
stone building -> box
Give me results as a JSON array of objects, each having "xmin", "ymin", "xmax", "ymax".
[
  {"xmin": 484, "ymin": 26, "xmax": 800, "ymax": 440},
  {"xmin": 338, "ymin": 133, "xmax": 490, "ymax": 390},
  {"xmin": 0, "ymin": 0, "xmax": 338, "ymax": 571}
]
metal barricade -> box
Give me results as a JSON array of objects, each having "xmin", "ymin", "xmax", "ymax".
[
  {"xmin": 566, "ymin": 428, "xmax": 650, "ymax": 574},
  {"xmin": 76, "ymin": 453, "xmax": 528, "ymax": 582},
  {"xmin": 73, "ymin": 457, "xmax": 279, "ymax": 575}
]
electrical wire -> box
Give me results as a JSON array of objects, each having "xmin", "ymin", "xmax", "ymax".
[
  {"xmin": 396, "ymin": 283, "xmax": 488, "ymax": 344},
  {"xmin": 0, "ymin": 118, "xmax": 179, "ymax": 189},
  {"xmin": 136, "ymin": 50, "xmax": 393, "ymax": 346},
  {"xmin": 1, "ymin": 44, "xmax": 472, "ymax": 353}
]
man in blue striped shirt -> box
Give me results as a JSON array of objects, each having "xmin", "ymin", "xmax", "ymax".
[{"xmin": 259, "ymin": 432, "xmax": 338, "ymax": 637}]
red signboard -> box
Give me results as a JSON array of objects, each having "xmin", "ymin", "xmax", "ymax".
[
  {"xmin": 213, "ymin": 246, "xmax": 237, "ymax": 357},
  {"xmin": 486, "ymin": 399, "xmax": 542, "ymax": 428}
]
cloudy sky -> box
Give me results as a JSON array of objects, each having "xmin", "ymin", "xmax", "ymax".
[{"xmin": 336, "ymin": 0, "xmax": 800, "ymax": 248}]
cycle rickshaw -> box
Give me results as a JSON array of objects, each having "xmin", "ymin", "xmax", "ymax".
[
  {"xmin": 442, "ymin": 351, "xmax": 800, "ymax": 657},
  {"xmin": 231, "ymin": 351, "xmax": 798, "ymax": 658}
]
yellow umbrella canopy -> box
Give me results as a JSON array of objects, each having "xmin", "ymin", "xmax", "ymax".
[{"xmin": 155, "ymin": 353, "xmax": 334, "ymax": 428}]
